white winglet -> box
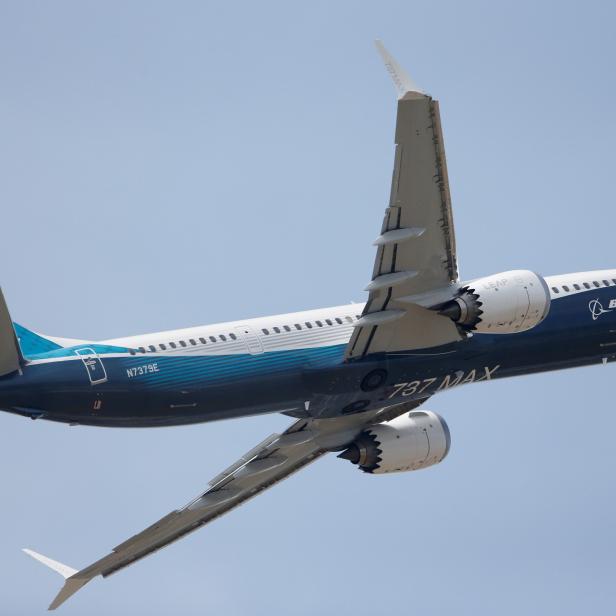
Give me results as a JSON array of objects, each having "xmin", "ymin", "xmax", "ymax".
[
  {"xmin": 374, "ymin": 40, "xmax": 425, "ymax": 100},
  {"xmin": 23, "ymin": 549, "xmax": 77, "ymax": 579},
  {"xmin": 23, "ymin": 548, "xmax": 93, "ymax": 610}
]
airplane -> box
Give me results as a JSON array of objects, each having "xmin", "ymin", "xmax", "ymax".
[{"xmin": 4, "ymin": 41, "xmax": 615, "ymax": 609}]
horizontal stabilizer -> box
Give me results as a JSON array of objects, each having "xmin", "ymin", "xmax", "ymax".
[{"xmin": 23, "ymin": 548, "xmax": 93, "ymax": 610}]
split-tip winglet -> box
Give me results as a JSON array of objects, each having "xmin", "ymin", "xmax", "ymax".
[
  {"xmin": 23, "ymin": 548, "xmax": 91, "ymax": 610},
  {"xmin": 374, "ymin": 39, "xmax": 426, "ymax": 100}
]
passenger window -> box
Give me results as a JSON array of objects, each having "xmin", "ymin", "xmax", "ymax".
[
  {"xmin": 129, "ymin": 348, "xmax": 136, "ymax": 355},
  {"xmin": 209, "ymin": 336, "xmax": 216, "ymax": 343},
  {"xmin": 283, "ymin": 325, "xmax": 291, "ymax": 332},
  {"xmin": 169, "ymin": 342, "xmax": 177, "ymax": 349},
  {"xmin": 573, "ymin": 284, "xmax": 580, "ymax": 290},
  {"xmin": 229, "ymin": 333, "xmax": 237, "ymax": 340},
  {"xmin": 199, "ymin": 337, "xmax": 206, "ymax": 344},
  {"xmin": 345, "ymin": 316, "xmax": 353, "ymax": 323},
  {"xmin": 551, "ymin": 287, "xmax": 559, "ymax": 293},
  {"xmin": 159, "ymin": 344, "xmax": 167, "ymax": 350},
  {"xmin": 325, "ymin": 319, "xmax": 333, "ymax": 326},
  {"xmin": 179, "ymin": 341, "xmax": 187, "ymax": 347},
  {"xmin": 148, "ymin": 345, "xmax": 156, "ymax": 352},
  {"xmin": 356, "ymin": 315, "xmax": 361, "ymax": 320},
  {"xmin": 273, "ymin": 327, "xmax": 281, "ymax": 333},
  {"xmin": 305, "ymin": 322, "xmax": 313, "ymax": 329},
  {"xmin": 316, "ymin": 320, "xmax": 323, "ymax": 327},
  {"xmin": 138, "ymin": 347, "xmax": 146, "ymax": 353},
  {"xmin": 295, "ymin": 324, "xmax": 302, "ymax": 330},
  {"xmin": 562, "ymin": 285, "xmax": 570, "ymax": 292},
  {"xmin": 219, "ymin": 335, "xmax": 227, "ymax": 341},
  {"xmin": 262, "ymin": 328, "xmax": 270, "ymax": 335},
  {"xmin": 189, "ymin": 339, "xmax": 197, "ymax": 345},
  {"xmin": 612, "ymin": 279, "xmax": 616, "ymax": 285},
  {"xmin": 593, "ymin": 281, "xmax": 600, "ymax": 287},
  {"xmin": 584, "ymin": 282, "xmax": 591, "ymax": 289},
  {"xmin": 603, "ymin": 280, "xmax": 610, "ymax": 286}
]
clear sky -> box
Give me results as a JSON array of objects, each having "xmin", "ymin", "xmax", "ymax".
[{"xmin": 1, "ymin": 1, "xmax": 615, "ymax": 614}]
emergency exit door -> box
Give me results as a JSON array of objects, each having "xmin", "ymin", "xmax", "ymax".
[
  {"xmin": 234, "ymin": 326, "xmax": 264, "ymax": 355},
  {"xmin": 74, "ymin": 347, "xmax": 108, "ymax": 385}
]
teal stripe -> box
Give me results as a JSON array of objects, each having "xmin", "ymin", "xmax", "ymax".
[
  {"xmin": 121, "ymin": 345, "xmax": 346, "ymax": 388},
  {"xmin": 13, "ymin": 323, "xmax": 62, "ymax": 356}
]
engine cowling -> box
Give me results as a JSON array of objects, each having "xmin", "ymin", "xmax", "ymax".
[
  {"xmin": 338, "ymin": 411, "xmax": 450, "ymax": 474},
  {"xmin": 439, "ymin": 270, "xmax": 550, "ymax": 334}
]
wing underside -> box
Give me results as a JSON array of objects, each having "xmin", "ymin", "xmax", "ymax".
[
  {"xmin": 346, "ymin": 42, "xmax": 462, "ymax": 360},
  {"xmin": 25, "ymin": 402, "xmax": 422, "ymax": 610}
]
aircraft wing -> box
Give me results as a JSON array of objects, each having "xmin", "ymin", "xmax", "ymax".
[
  {"xmin": 23, "ymin": 403, "xmax": 420, "ymax": 610},
  {"xmin": 346, "ymin": 42, "xmax": 463, "ymax": 359}
]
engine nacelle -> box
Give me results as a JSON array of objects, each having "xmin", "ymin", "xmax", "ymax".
[
  {"xmin": 439, "ymin": 270, "xmax": 550, "ymax": 334},
  {"xmin": 338, "ymin": 411, "xmax": 450, "ymax": 474}
]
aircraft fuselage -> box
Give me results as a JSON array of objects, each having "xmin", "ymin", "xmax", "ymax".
[{"xmin": 1, "ymin": 271, "xmax": 615, "ymax": 428}]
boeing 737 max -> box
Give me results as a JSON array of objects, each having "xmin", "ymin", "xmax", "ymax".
[{"xmin": 3, "ymin": 42, "xmax": 614, "ymax": 609}]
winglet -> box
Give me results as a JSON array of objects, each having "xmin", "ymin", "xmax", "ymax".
[
  {"xmin": 23, "ymin": 549, "xmax": 77, "ymax": 579},
  {"xmin": 374, "ymin": 40, "xmax": 425, "ymax": 100},
  {"xmin": 23, "ymin": 549, "xmax": 93, "ymax": 610}
]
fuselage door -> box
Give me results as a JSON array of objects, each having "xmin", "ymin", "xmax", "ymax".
[
  {"xmin": 234, "ymin": 326, "xmax": 264, "ymax": 355},
  {"xmin": 74, "ymin": 347, "xmax": 108, "ymax": 385}
]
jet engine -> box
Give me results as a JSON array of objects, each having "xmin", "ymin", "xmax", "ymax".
[
  {"xmin": 439, "ymin": 270, "xmax": 550, "ymax": 334},
  {"xmin": 338, "ymin": 411, "xmax": 450, "ymax": 474}
]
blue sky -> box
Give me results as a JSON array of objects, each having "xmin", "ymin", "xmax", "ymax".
[{"xmin": 1, "ymin": 1, "xmax": 615, "ymax": 614}]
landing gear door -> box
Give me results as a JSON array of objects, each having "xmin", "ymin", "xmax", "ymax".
[
  {"xmin": 75, "ymin": 347, "xmax": 108, "ymax": 385},
  {"xmin": 234, "ymin": 326, "xmax": 264, "ymax": 355}
]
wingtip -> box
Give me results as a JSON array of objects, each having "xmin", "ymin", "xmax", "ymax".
[
  {"xmin": 23, "ymin": 548, "xmax": 92, "ymax": 610},
  {"xmin": 22, "ymin": 548, "xmax": 78, "ymax": 579},
  {"xmin": 374, "ymin": 39, "xmax": 425, "ymax": 99},
  {"xmin": 47, "ymin": 578, "xmax": 91, "ymax": 611}
]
